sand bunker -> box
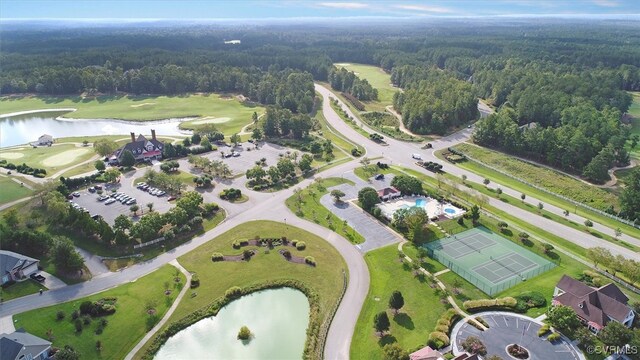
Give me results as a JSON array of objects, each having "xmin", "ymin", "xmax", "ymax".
[
  {"xmin": 130, "ymin": 102, "xmax": 156, "ymax": 108},
  {"xmin": 41, "ymin": 148, "xmax": 90, "ymax": 167},
  {"xmin": 0, "ymin": 152, "xmax": 25, "ymax": 160},
  {"xmin": 190, "ymin": 117, "xmax": 231, "ymax": 125},
  {"xmin": 334, "ymin": 63, "xmax": 352, "ymax": 67}
]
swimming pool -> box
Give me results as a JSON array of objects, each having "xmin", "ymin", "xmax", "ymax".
[
  {"xmin": 415, "ymin": 198, "xmax": 427, "ymax": 207},
  {"xmin": 444, "ymin": 208, "xmax": 456, "ymax": 215}
]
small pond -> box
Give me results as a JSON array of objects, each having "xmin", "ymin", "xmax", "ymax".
[
  {"xmin": 154, "ymin": 287, "xmax": 310, "ymax": 360},
  {"xmin": 0, "ymin": 111, "xmax": 190, "ymax": 148}
]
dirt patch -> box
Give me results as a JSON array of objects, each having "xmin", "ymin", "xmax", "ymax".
[
  {"xmin": 41, "ymin": 148, "xmax": 90, "ymax": 167},
  {"xmin": 189, "ymin": 117, "xmax": 231, "ymax": 125},
  {"xmin": 278, "ymin": 249, "xmax": 307, "ymax": 265},
  {"xmin": 147, "ymin": 309, "xmax": 157, "ymax": 315},
  {"xmin": 0, "ymin": 152, "xmax": 24, "ymax": 160},
  {"xmin": 130, "ymin": 102, "xmax": 156, "ymax": 108}
]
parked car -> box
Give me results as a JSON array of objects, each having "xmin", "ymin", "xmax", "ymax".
[
  {"xmin": 167, "ymin": 196, "xmax": 177, "ymax": 201},
  {"xmin": 157, "ymin": 191, "xmax": 166, "ymax": 196},
  {"xmin": 105, "ymin": 198, "xmax": 116, "ymax": 205},
  {"xmin": 98, "ymin": 195, "xmax": 109, "ymax": 201},
  {"xmin": 94, "ymin": 185, "xmax": 103, "ymax": 190},
  {"xmin": 67, "ymin": 194, "xmax": 74, "ymax": 200},
  {"xmin": 232, "ymin": 152, "xmax": 240, "ymax": 157},
  {"xmin": 30, "ymin": 273, "xmax": 46, "ymax": 283},
  {"xmin": 126, "ymin": 199, "xmax": 137, "ymax": 205},
  {"xmin": 374, "ymin": 174, "xmax": 384, "ymax": 180},
  {"xmin": 411, "ymin": 153, "xmax": 422, "ymax": 160},
  {"xmin": 72, "ymin": 192, "xmax": 81, "ymax": 197},
  {"xmin": 88, "ymin": 187, "xmax": 96, "ymax": 193}
]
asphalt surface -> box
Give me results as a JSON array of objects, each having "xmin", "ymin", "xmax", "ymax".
[{"xmin": 2, "ymin": 84, "xmax": 638, "ymax": 360}]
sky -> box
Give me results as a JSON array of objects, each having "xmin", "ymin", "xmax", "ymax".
[{"xmin": 1, "ymin": 0, "xmax": 639, "ymax": 20}]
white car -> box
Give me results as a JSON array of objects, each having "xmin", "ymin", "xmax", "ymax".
[
  {"xmin": 411, "ymin": 153, "xmax": 422, "ymax": 160},
  {"xmin": 105, "ymin": 198, "xmax": 116, "ymax": 205},
  {"xmin": 126, "ymin": 199, "xmax": 137, "ymax": 205}
]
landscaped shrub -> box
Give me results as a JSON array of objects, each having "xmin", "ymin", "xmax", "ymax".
[
  {"xmin": 190, "ymin": 274, "xmax": 200, "ymax": 288},
  {"xmin": 74, "ymin": 319, "xmax": 83, "ymax": 332},
  {"xmin": 202, "ymin": 203, "xmax": 219, "ymax": 216},
  {"xmin": 282, "ymin": 249, "xmax": 292, "ymax": 259},
  {"xmin": 71, "ymin": 310, "xmax": 80, "ymax": 320},
  {"xmin": 538, "ymin": 324, "xmax": 551, "ymax": 337},
  {"xmin": 427, "ymin": 331, "xmax": 450, "ymax": 349},
  {"xmin": 225, "ymin": 286, "xmax": 242, "ymax": 299},
  {"xmin": 296, "ymin": 241, "xmax": 306, "ymax": 250},
  {"xmin": 56, "ymin": 310, "xmax": 65, "ymax": 320},
  {"xmin": 547, "ymin": 333, "xmax": 560, "ymax": 342},
  {"xmin": 211, "ymin": 253, "xmax": 224, "ymax": 262},
  {"xmin": 80, "ymin": 301, "xmax": 94, "ymax": 315},
  {"xmin": 463, "ymin": 297, "xmax": 518, "ymax": 312},
  {"xmin": 243, "ymin": 250, "xmax": 253, "ymax": 261},
  {"xmin": 82, "ymin": 315, "xmax": 92, "ymax": 325},
  {"xmin": 461, "ymin": 335, "xmax": 487, "ymax": 356},
  {"xmin": 305, "ymin": 256, "xmax": 316, "ymax": 266},
  {"xmin": 515, "ymin": 291, "xmax": 546, "ymax": 312}
]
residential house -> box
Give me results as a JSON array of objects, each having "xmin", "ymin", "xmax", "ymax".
[
  {"xmin": 34, "ymin": 134, "xmax": 53, "ymax": 146},
  {"xmin": 111, "ymin": 129, "xmax": 163, "ymax": 164},
  {"xmin": 0, "ymin": 329, "xmax": 52, "ymax": 360},
  {"xmin": 552, "ymin": 275, "xmax": 635, "ymax": 333},
  {"xmin": 0, "ymin": 250, "xmax": 39, "ymax": 285},
  {"xmin": 410, "ymin": 345, "xmax": 445, "ymax": 360}
]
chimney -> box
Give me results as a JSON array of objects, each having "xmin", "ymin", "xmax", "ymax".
[
  {"xmin": 151, "ymin": 129, "xmax": 156, "ymax": 141},
  {"xmin": 130, "ymin": 132, "xmax": 136, "ymax": 143}
]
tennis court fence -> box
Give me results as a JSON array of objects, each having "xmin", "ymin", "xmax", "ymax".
[{"xmin": 427, "ymin": 247, "xmax": 556, "ymax": 296}]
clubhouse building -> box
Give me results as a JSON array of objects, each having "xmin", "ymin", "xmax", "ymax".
[
  {"xmin": 552, "ymin": 275, "xmax": 635, "ymax": 333},
  {"xmin": 110, "ymin": 129, "xmax": 163, "ymax": 164}
]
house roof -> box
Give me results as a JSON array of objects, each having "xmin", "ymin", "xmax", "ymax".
[
  {"xmin": 554, "ymin": 275, "xmax": 631, "ymax": 327},
  {"xmin": 117, "ymin": 134, "xmax": 163, "ymax": 160},
  {"xmin": 0, "ymin": 250, "xmax": 39, "ymax": 276},
  {"xmin": 377, "ymin": 187, "xmax": 400, "ymax": 197},
  {"xmin": 410, "ymin": 345, "xmax": 443, "ymax": 360},
  {"xmin": 0, "ymin": 329, "xmax": 51, "ymax": 360},
  {"xmin": 452, "ymin": 354, "xmax": 480, "ymax": 360}
]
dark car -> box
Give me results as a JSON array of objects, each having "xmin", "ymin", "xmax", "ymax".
[
  {"xmin": 67, "ymin": 194, "xmax": 74, "ymax": 200},
  {"xmin": 374, "ymin": 174, "xmax": 385, "ymax": 180},
  {"xmin": 30, "ymin": 273, "xmax": 46, "ymax": 283}
]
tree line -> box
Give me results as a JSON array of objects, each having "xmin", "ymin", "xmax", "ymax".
[{"xmin": 328, "ymin": 67, "xmax": 378, "ymax": 101}]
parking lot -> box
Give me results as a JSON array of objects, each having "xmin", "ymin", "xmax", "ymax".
[
  {"xmin": 197, "ymin": 142, "xmax": 303, "ymax": 176},
  {"xmin": 71, "ymin": 181, "xmax": 175, "ymax": 225}
]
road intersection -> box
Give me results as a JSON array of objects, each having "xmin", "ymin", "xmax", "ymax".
[{"xmin": 1, "ymin": 85, "xmax": 638, "ymax": 360}]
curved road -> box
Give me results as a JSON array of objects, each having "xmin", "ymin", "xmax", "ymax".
[
  {"xmin": 315, "ymin": 83, "xmax": 640, "ymax": 258},
  {"xmin": 2, "ymin": 85, "xmax": 638, "ymax": 360}
]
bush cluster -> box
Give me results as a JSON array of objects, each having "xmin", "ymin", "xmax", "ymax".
[
  {"xmin": 305, "ymin": 256, "xmax": 316, "ymax": 266},
  {"xmin": 211, "ymin": 252, "xmax": 224, "ymax": 261},
  {"xmin": 463, "ymin": 297, "xmax": 518, "ymax": 312},
  {"xmin": 427, "ymin": 309, "xmax": 459, "ymax": 348},
  {"xmin": 220, "ymin": 188, "xmax": 242, "ymax": 201},
  {"xmin": 232, "ymin": 239, "xmax": 249, "ymax": 249},
  {"xmin": 225, "ymin": 286, "xmax": 242, "ymax": 299},
  {"xmin": 190, "ymin": 274, "xmax": 200, "ymax": 288},
  {"xmin": 79, "ymin": 298, "xmax": 117, "ymax": 317},
  {"xmin": 514, "ymin": 291, "xmax": 546, "ymax": 312},
  {"xmin": 0, "ymin": 160, "xmax": 47, "ymax": 177},
  {"xmin": 295, "ymin": 241, "xmax": 306, "ymax": 250},
  {"xmin": 547, "ymin": 332, "xmax": 561, "ymax": 342},
  {"xmin": 351, "ymin": 148, "xmax": 363, "ymax": 157},
  {"xmin": 538, "ymin": 324, "xmax": 551, "ymax": 337}
]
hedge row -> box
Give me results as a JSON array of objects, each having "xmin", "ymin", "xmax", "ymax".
[
  {"xmin": 142, "ymin": 280, "xmax": 324, "ymax": 360},
  {"xmin": 427, "ymin": 309, "xmax": 460, "ymax": 349},
  {"xmin": 463, "ymin": 297, "xmax": 518, "ymax": 312},
  {"xmin": 0, "ymin": 160, "xmax": 47, "ymax": 177}
]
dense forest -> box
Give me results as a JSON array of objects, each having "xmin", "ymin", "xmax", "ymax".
[
  {"xmin": 1, "ymin": 20, "xmax": 640, "ymax": 187},
  {"xmin": 328, "ymin": 67, "xmax": 378, "ymax": 101}
]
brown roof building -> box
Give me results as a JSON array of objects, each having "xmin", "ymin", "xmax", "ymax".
[{"xmin": 552, "ymin": 275, "xmax": 635, "ymax": 333}]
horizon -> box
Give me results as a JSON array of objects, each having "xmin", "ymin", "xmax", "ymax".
[{"xmin": 2, "ymin": 0, "xmax": 640, "ymax": 22}]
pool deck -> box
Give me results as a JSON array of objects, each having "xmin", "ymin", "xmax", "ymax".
[{"xmin": 377, "ymin": 196, "xmax": 464, "ymax": 220}]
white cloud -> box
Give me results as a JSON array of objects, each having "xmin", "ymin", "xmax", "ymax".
[
  {"xmin": 592, "ymin": 0, "xmax": 619, "ymax": 6},
  {"xmin": 393, "ymin": 4, "xmax": 453, "ymax": 13},
  {"xmin": 317, "ymin": 2, "xmax": 369, "ymax": 9}
]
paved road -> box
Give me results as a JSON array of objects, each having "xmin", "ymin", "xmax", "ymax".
[
  {"xmin": 0, "ymin": 159, "xmax": 369, "ymax": 360},
  {"xmin": 315, "ymin": 83, "xmax": 640, "ymax": 259}
]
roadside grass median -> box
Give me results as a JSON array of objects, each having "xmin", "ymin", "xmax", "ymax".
[{"xmin": 14, "ymin": 264, "xmax": 185, "ymax": 360}]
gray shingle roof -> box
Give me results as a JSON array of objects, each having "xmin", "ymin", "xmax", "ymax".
[
  {"xmin": 0, "ymin": 329, "xmax": 51, "ymax": 360},
  {"xmin": 0, "ymin": 250, "xmax": 38, "ymax": 276}
]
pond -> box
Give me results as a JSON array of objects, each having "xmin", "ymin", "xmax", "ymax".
[
  {"xmin": 0, "ymin": 111, "xmax": 190, "ymax": 148},
  {"xmin": 154, "ymin": 287, "xmax": 310, "ymax": 360}
]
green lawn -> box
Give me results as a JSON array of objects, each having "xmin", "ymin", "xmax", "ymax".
[
  {"xmin": 350, "ymin": 245, "xmax": 448, "ymax": 359},
  {"xmin": 135, "ymin": 220, "xmax": 347, "ymax": 358},
  {"xmin": 0, "ymin": 143, "xmax": 96, "ymax": 176},
  {"xmin": 0, "ymin": 176, "xmax": 33, "ymax": 205},
  {"xmin": 313, "ymin": 95, "xmax": 363, "ymax": 155},
  {"xmin": 14, "ymin": 265, "xmax": 185, "ymax": 360},
  {"xmin": 334, "ymin": 63, "xmax": 398, "ymax": 112},
  {"xmin": 0, "ymin": 279, "xmax": 46, "ymax": 301},
  {"xmin": 285, "ymin": 177, "xmax": 365, "ymax": 244},
  {"xmin": 0, "ymin": 94, "xmax": 264, "ymax": 135},
  {"xmin": 448, "ymin": 144, "xmax": 640, "ymax": 239}
]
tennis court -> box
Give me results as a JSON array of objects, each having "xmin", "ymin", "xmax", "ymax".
[{"xmin": 424, "ymin": 227, "xmax": 556, "ymax": 295}]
